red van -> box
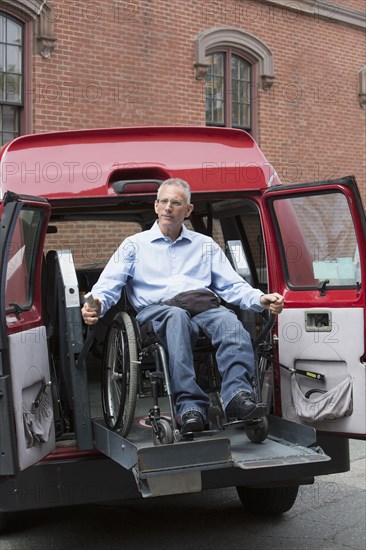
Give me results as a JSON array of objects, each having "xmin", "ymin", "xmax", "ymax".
[{"xmin": 0, "ymin": 126, "xmax": 365, "ymax": 528}]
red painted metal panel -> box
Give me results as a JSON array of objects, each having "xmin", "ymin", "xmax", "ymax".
[{"xmin": 0, "ymin": 127, "xmax": 279, "ymax": 199}]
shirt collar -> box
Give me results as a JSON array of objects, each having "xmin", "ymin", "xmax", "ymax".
[{"xmin": 149, "ymin": 220, "xmax": 192, "ymax": 243}]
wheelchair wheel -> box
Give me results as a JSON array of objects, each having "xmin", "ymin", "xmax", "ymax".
[
  {"xmin": 244, "ymin": 416, "xmax": 269, "ymax": 444},
  {"xmin": 152, "ymin": 418, "xmax": 174, "ymax": 445},
  {"xmin": 101, "ymin": 311, "xmax": 138, "ymax": 435}
]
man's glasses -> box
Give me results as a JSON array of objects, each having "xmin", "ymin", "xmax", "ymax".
[{"xmin": 156, "ymin": 198, "xmax": 185, "ymax": 208}]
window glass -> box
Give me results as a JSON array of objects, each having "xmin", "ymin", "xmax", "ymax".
[
  {"xmin": 206, "ymin": 52, "xmax": 225, "ymax": 126},
  {"xmin": 0, "ymin": 44, "xmax": 4, "ymax": 72},
  {"xmin": 5, "ymin": 209, "xmax": 42, "ymax": 311},
  {"xmin": 0, "ymin": 16, "xmax": 5, "ymax": 42},
  {"xmin": 7, "ymin": 18, "xmax": 22, "ymax": 45},
  {"xmin": 272, "ymin": 192, "xmax": 361, "ymax": 288},
  {"xmin": 209, "ymin": 198, "xmax": 267, "ymax": 290},
  {"xmin": 0, "ymin": 14, "xmax": 22, "ymax": 144},
  {"xmin": 231, "ymin": 54, "xmax": 250, "ymax": 128},
  {"xmin": 7, "ymin": 44, "xmax": 21, "ymax": 72},
  {"xmin": 1, "ymin": 104, "xmax": 19, "ymax": 142},
  {"xmin": 239, "ymin": 209, "xmax": 267, "ymax": 288}
]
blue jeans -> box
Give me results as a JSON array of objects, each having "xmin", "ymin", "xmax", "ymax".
[{"xmin": 136, "ymin": 304, "xmax": 255, "ymax": 422}]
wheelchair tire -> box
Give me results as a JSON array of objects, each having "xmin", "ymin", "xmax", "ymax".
[
  {"xmin": 152, "ymin": 418, "xmax": 174, "ymax": 445},
  {"xmin": 244, "ymin": 416, "xmax": 269, "ymax": 444},
  {"xmin": 101, "ymin": 311, "xmax": 138, "ymax": 435}
]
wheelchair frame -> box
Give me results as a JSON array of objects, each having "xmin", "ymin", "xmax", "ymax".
[{"xmin": 101, "ymin": 307, "xmax": 276, "ymax": 445}]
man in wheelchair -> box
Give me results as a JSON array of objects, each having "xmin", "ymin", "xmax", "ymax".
[{"xmin": 82, "ymin": 178, "xmax": 284, "ymax": 435}]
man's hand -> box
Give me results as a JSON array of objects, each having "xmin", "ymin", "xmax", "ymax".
[
  {"xmin": 81, "ymin": 297, "xmax": 101, "ymax": 325},
  {"xmin": 260, "ymin": 293, "xmax": 284, "ymax": 315}
]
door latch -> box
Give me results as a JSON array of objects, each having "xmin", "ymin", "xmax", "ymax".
[{"xmin": 305, "ymin": 311, "xmax": 332, "ymax": 332}]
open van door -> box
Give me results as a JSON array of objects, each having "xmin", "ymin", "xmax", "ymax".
[
  {"xmin": 262, "ymin": 176, "xmax": 366, "ymax": 438},
  {"xmin": 0, "ymin": 192, "xmax": 55, "ymax": 476}
]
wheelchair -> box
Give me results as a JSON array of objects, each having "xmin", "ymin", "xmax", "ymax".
[{"xmin": 100, "ymin": 307, "xmax": 275, "ymax": 445}]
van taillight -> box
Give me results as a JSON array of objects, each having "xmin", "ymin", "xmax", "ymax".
[{"xmin": 113, "ymin": 179, "xmax": 162, "ymax": 194}]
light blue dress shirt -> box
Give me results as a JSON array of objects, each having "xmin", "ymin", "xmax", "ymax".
[{"xmin": 91, "ymin": 221, "xmax": 264, "ymax": 316}]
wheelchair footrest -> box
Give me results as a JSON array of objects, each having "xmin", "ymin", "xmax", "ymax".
[
  {"xmin": 179, "ymin": 428, "xmax": 222, "ymax": 441},
  {"xmin": 223, "ymin": 402, "xmax": 268, "ymax": 427}
]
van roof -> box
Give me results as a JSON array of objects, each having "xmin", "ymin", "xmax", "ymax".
[{"xmin": 0, "ymin": 126, "xmax": 279, "ymax": 200}]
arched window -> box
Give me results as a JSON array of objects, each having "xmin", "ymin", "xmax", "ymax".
[
  {"xmin": 0, "ymin": 13, "xmax": 23, "ymax": 144},
  {"xmin": 0, "ymin": 1, "xmax": 56, "ymax": 145},
  {"xmin": 195, "ymin": 28, "xmax": 274, "ymax": 137},
  {"xmin": 206, "ymin": 50, "xmax": 252, "ymax": 130}
]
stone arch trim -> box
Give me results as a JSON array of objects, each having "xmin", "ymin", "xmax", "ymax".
[
  {"xmin": 0, "ymin": 1, "xmax": 46, "ymax": 18},
  {"xmin": 194, "ymin": 27, "xmax": 275, "ymax": 90},
  {"xmin": 358, "ymin": 66, "xmax": 366, "ymax": 108},
  {"xmin": 0, "ymin": 0, "xmax": 56, "ymax": 58}
]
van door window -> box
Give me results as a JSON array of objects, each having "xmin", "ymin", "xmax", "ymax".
[
  {"xmin": 5, "ymin": 208, "xmax": 42, "ymax": 312},
  {"xmin": 271, "ymin": 192, "xmax": 361, "ymax": 289},
  {"xmin": 209, "ymin": 199, "xmax": 267, "ymax": 291},
  {"xmin": 238, "ymin": 210, "xmax": 267, "ymax": 290}
]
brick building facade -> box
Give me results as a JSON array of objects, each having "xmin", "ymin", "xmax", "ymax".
[{"xmin": 1, "ymin": 0, "xmax": 365, "ymax": 197}]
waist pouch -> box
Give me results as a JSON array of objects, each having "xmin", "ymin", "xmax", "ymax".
[{"xmin": 162, "ymin": 289, "xmax": 220, "ymax": 317}]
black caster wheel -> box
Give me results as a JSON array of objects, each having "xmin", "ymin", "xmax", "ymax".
[
  {"xmin": 245, "ymin": 416, "xmax": 269, "ymax": 444},
  {"xmin": 152, "ymin": 418, "xmax": 174, "ymax": 445}
]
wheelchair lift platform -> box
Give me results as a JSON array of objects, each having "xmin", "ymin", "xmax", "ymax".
[{"xmin": 92, "ymin": 403, "xmax": 330, "ymax": 498}]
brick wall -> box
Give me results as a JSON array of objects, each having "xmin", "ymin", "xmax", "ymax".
[
  {"xmin": 45, "ymin": 220, "xmax": 142, "ymax": 269},
  {"xmin": 30, "ymin": 0, "xmax": 365, "ymax": 199}
]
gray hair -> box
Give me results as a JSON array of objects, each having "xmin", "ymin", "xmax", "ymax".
[{"xmin": 157, "ymin": 178, "xmax": 191, "ymax": 203}]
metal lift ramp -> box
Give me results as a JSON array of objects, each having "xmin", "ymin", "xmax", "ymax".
[{"xmin": 92, "ymin": 401, "xmax": 330, "ymax": 498}]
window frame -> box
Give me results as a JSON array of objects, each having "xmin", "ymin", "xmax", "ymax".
[
  {"xmin": 0, "ymin": 8, "xmax": 32, "ymax": 144},
  {"xmin": 0, "ymin": 12, "xmax": 23, "ymax": 144},
  {"xmin": 5, "ymin": 207, "xmax": 45, "ymax": 314},
  {"xmin": 269, "ymin": 190, "xmax": 362, "ymax": 291},
  {"xmin": 195, "ymin": 28, "xmax": 274, "ymax": 142}
]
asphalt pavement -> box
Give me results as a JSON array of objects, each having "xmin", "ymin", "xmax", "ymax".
[{"xmin": 1, "ymin": 440, "xmax": 365, "ymax": 550}]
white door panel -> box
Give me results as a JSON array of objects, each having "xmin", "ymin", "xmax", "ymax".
[
  {"xmin": 8, "ymin": 326, "xmax": 55, "ymax": 471},
  {"xmin": 279, "ymin": 308, "xmax": 365, "ymax": 435},
  {"xmin": 8, "ymin": 326, "xmax": 55, "ymax": 470}
]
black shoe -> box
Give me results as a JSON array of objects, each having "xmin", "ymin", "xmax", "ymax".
[
  {"xmin": 225, "ymin": 391, "xmax": 257, "ymax": 420},
  {"xmin": 180, "ymin": 411, "xmax": 205, "ymax": 434}
]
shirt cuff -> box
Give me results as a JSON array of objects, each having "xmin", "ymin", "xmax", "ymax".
[{"xmin": 240, "ymin": 291, "xmax": 264, "ymax": 312}]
